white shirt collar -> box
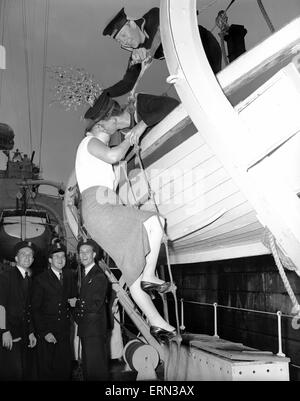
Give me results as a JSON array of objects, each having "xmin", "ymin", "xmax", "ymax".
[
  {"xmin": 140, "ymin": 18, "xmax": 149, "ymax": 40},
  {"xmin": 51, "ymin": 267, "xmax": 62, "ymax": 280},
  {"xmin": 84, "ymin": 263, "xmax": 94, "ymax": 276},
  {"xmin": 16, "ymin": 265, "xmax": 29, "ymax": 278}
]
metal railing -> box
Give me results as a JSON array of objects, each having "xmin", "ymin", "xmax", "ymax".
[{"xmin": 179, "ymin": 299, "xmax": 297, "ymax": 357}]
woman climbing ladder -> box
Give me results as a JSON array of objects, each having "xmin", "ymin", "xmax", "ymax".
[{"xmin": 75, "ymin": 92, "xmax": 179, "ymax": 342}]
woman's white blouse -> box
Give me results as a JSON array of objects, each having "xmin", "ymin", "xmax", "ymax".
[{"xmin": 75, "ymin": 134, "xmax": 115, "ymax": 193}]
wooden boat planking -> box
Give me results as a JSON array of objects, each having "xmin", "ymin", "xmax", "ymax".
[{"xmin": 119, "ymin": 8, "xmax": 300, "ymax": 271}]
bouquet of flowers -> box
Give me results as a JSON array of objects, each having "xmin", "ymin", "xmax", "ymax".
[{"xmin": 47, "ymin": 66, "xmax": 102, "ymax": 111}]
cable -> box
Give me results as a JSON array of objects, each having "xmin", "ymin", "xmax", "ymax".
[
  {"xmin": 22, "ymin": 0, "xmax": 33, "ymax": 155},
  {"xmin": 197, "ymin": 0, "xmax": 220, "ymax": 15},
  {"xmin": 257, "ymin": 0, "xmax": 275, "ymax": 33},
  {"xmin": 133, "ymin": 145, "xmax": 181, "ymax": 336},
  {"xmin": 38, "ymin": 0, "xmax": 50, "ymax": 170},
  {"xmin": 0, "ymin": 0, "xmax": 7, "ymax": 106},
  {"xmin": 268, "ymin": 230, "xmax": 300, "ymax": 316}
]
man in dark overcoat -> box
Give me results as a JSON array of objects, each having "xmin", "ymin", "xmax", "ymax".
[
  {"xmin": 0, "ymin": 241, "xmax": 37, "ymax": 380},
  {"xmin": 31, "ymin": 242, "xmax": 77, "ymax": 380},
  {"xmin": 75, "ymin": 239, "xmax": 109, "ymax": 381}
]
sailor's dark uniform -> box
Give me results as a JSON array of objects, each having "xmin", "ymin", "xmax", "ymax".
[
  {"xmin": 0, "ymin": 267, "xmax": 35, "ymax": 380},
  {"xmin": 31, "ymin": 268, "xmax": 77, "ymax": 380},
  {"xmin": 75, "ymin": 264, "xmax": 109, "ymax": 381}
]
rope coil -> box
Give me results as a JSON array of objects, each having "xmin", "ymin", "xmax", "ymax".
[{"xmin": 267, "ymin": 229, "xmax": 300, "ymax": 317}]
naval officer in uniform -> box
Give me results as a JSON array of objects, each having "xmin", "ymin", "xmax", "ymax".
[
  {"xmin": 0, "ymin": 240, "xmax": 37, "ymax": 380},
  {"xmin": 31, "ymin": 242, "xmax": 77, "ymax": 380},
  {"xmin": 75, "ymin": 238, "xmax": 109, "ymax": 381}
]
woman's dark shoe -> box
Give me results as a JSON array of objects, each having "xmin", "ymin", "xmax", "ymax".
[
  {"xmin": 150, "ymin": 326, "xmax": 177, "ymax": 342},
  {"xmin": 141, "ymin": 281, "xmax": 171, "ymax": 297}
]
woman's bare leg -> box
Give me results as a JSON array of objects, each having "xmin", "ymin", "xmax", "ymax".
[
  {"xmin": 142, "ymin": 215, "xmax": 165, "ymax": 284},
  {"xmin": 130, "ymin": 275, "xmax": 175, "ymax": 331}
]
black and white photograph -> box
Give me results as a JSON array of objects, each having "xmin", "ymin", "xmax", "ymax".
[{"xmin": 0, "ymin": 0, "xmax": 300, "ymax": 385}]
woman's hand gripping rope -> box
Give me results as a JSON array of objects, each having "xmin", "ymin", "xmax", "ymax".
[{"xmin": 125, "ymin": 120, "xmax": 148, "ymax": 146}]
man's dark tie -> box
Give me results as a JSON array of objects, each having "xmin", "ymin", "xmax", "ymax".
[
  {"xmin": 23, "ymin": 271, "xmax": 29, "ymax": 294},
  {"xmin": 59, "ymin": 272, "xmax": 63, "ymax": 286}
]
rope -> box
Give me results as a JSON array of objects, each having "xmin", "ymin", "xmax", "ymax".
[
  {"xmin": 197, "ymin": 0, "xmax": 220, "ymax": 15},
  {"xmin": 225, "ymin": 0, "xmax": 237, "ymax": 13},
  {"xmin": 268, "ymin": 230, "xmax": 300, "ymax": 316},
  {"xmin": 257, "ymin": 0, "xmax": 275, "ymax": 34},
  {"xmin": 133, "ymin": 145, "xmax": 181, "ymax": 337},
  {"xmin": 0, "ymin": 1, "xmax": 5, "ymax": 47},
  {"xmin": 0, "ymin": 0, "xmax": 6, "ymax": 106},
  {"xmin": 128, "ymin": 57, "xmax": 152, "ymax": 104},
  {"xmin": 22, "ymin": 0, "xmax": 33, "ymax": 155},
  {"xmin": 161, "ymin": 83, "xmax": 173, "ymax": 97},
  {"xmin": 127, "ymin": 25, "xmax": 161, "ymax": 102},
  {"xmin": 38, "ymin": 0, "xmax": 50, "ymax": 169},
  {"xmin": 118, "ymin": 159, "xmax": 140, "ymax": 207}
]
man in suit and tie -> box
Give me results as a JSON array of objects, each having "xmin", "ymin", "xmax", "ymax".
[
  {"xmin": 31, "ymin": 242, "xmax": 77, "ymax": 380},
  {"xmin": 0, "ymin": 241, "xmax": 37, "ymax": 380},
  {"xmin": 75, "ymin": 238, "xmax": 109, "ymax": 381}
]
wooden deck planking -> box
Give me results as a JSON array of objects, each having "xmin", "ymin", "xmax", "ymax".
[
  {"xmin": 139, "ymin": 165, "xmax": 231, "ymax": 214},
  {"xmin": 259, "ymin": 132, "xmax": 300, "ymax": 193},
  {"xmin": 171, "ymin": 235, "xmax": 266, "ymax": 265},
  {"xmin": 166, "ymin": 194, "xmax": 246, "ymax": 241},
  {"xmin": 119, "ymin": 18, "xmax": 300, "ymax": 264},
  {"xmin": 140, "ymin": 132, "xmax": 207, "ymax": 177},
  {"xmin": 144, "ymin": 144, "xmax": 219, "ymax": 186},
  {"xmin": 173, "ymin": 224, "xmax": 264, "ymax": 251},
  {"xmin": 129, "ymin": 144, "xmax": 216, "ymax": 198},
  {"xmin": 128, "ymin": 157, "xmax": 224, "ymax": 210},
  {"xmin": 176, "ymin": 216, "xmax": 263, "ymax": 250},
  {"xmin": 125, "ymin": 115, "xmax": 266, "ymax": 259},
  {"xmin": 160, "ymin": 4, "xmax": 300, "ymax": 269},
  {"xmin": 169, "ymin": 240, "xmax": 268, "ymax": 264},
  {"xmin": 164, "ymin": 181, "xmax": 241, "ymax": 230},
  {"xmin": 174, "ymin": 204, "xmax": 257, "ymax": 245}
]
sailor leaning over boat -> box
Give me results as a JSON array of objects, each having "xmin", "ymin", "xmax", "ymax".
[{"xmin": 101, "ymin": 6, "xmax": 222, "ymax": 99}]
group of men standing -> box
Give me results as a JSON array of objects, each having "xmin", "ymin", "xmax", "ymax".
[{"xmin": 0, "ymin": 238, "xmax": 109, "ymax": 381}]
